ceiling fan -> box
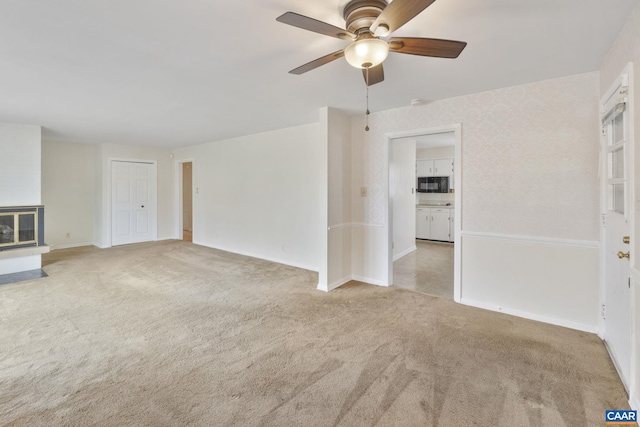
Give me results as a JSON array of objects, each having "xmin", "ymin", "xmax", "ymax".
[{"xmin": 276, "ymin": 0, "xmax": 467, "ymax": 86}]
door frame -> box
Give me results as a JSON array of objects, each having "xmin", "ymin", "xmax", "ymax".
[
  {"xmin": 599, "ymin": 61, "xmax": 635, "ymax": 394},
  {"xmin": 174, "ymin": 158, "xmax": 195, "ymax": 241},
  {"xmin": 107, "ymin": 157, "xmax": 158, "ymax": 247},
  {"xmin": 385, "ymin": 123, "xmax": 462, "ymax": 302}
]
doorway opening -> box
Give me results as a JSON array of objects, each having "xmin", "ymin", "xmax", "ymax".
[
  {"xmin": 386, "ymin": 124, "xmax": 462, "ymax": 302},
  {"xmin": 182, "ymin": 162, "xmax": 193, "ymax": 242},
  {"xmin": 392, "ymin": 132, "xmax": 455, "ymax": 298}
]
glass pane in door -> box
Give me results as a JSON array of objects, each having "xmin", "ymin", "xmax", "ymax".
[
  {"xmin": 613, "ymin": 113, "xmax": 624, "ymax": 144},
  {"xmin": 611, "ymin": 147, "xmax": 624, "ymax": 179},
  {"xmin": 608, "ymin": 183, "xmax": 625, "ymax": 214}
]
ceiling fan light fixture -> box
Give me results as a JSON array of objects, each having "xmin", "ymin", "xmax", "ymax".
[{"xmin": 344, "ymin": 38, "xmax": 389, "ymax": 69}]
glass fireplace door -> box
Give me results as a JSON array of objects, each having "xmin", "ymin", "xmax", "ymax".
[{"xmin": 0, "ymin": 212, "xmax": 36, "ymax": 247}]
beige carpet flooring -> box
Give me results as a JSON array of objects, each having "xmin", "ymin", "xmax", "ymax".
[
  {"xmin": 0, "ymin": 241, "xmax": 629, "ymax": 426},
  {"xmin": 393, "ymin": 241, "xmax": 454, "ymax": 299}
]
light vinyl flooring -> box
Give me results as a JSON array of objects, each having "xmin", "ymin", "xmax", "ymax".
[{"xmin": 393, "ymin": 240, "xmax": 454, "ymax": 299}]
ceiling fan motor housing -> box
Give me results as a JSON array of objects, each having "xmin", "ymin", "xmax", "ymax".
[{"xmin": 343, "ymin": 0, "xmax": 388, "ymax": 35}]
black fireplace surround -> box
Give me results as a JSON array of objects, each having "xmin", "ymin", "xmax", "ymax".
[{"xmin": 0, "ymin": 206, "xmax": 45, "ymax": 251}]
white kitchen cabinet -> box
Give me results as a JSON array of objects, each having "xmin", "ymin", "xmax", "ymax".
[
  {"xmin": 430, "ymin": 209, "xmax": 450, "ymax": 241},
  {"xmin": 416, "ymin": 208, "xmax": 430, "ymax": 239},
  {"xmin": 417, "ymin": 158, "xmax": 453, "ymax": 177},
  {"xmin": 433, "ymin": 158, "xmax": 453, "ymax": 176},
  {"xmin": 416, "ymin": 207, "xmax": 455, "ymax": 242},
  {"xmin": 416, "ymin": 160, "xmax": 433, "ymax": 177}
]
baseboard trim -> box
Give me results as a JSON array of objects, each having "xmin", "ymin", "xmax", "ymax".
[
  {"xmin": 318, "ymin": 276, "xmax": 352, "ymax": 292},
  {"xmin": 193, "ymin": 240, "xmax": 319, "ymax": 273},
  {"xmin": 319, "ymin": 275, "xmax": 390, "ymax": 291},
  {"xmin": 393, "ymin": 245, "xmax": 417, "ymax": 261},
  {"xmin": 603, "ymin": 340, "xmax": 631, "ymax": 394},
  {"xmin": 351, "ymin": 275, "xmax": 388, "ymax": 287},
  {"xmin": 461, "ymin": 231, "xmax": 600, "ymax": 249},
  {"xmin": 629, "ymin": 393, "xmax": 639, "ymax": 411},
  {"xmin": 50, "ymin": 242, "xmax": 94, "ymax": 250},
  {"xmin": 460, "ymin": 298, "xmax": 598, "ymax": 333}
]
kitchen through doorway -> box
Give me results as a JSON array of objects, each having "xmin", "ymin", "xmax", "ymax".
[{"xmin": 388, "ymin": 129, "xmax": 459, "ymax": 300}]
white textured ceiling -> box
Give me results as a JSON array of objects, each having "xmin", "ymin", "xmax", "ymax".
[{"xmin": 0, "ymin": 0, "xmax": 637, "ymax": 148}]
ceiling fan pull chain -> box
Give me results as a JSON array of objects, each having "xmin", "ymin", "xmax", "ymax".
[{"xmin": 365, "ymin": 68, "xmax": 370, "ymax": 132}]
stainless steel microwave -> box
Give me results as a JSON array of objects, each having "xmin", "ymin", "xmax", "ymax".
[{"xmin": 417, "ymin": 176, "xmax": 449, "ymax": 193}]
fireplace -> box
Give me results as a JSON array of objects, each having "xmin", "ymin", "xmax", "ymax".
[{"xmin": 0, "ymin": 206, "xmax": 45, "ymax": 251}]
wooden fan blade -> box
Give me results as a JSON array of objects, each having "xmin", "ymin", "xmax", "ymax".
[
  {"xmin": 276, "ymin": 12, "xmax": 355, "ymax": 41},
  {"xmin": 362, "ymin": 64, "xmax": 384, "ymax": 86},
  {"xmin": 371, "ymin": 0, "xmax": 436, "ymax": 34},
  {"xmin": 289, "ymin": 50, "xmax": 345, "ymax": 75},
  {"xmin": 389, "ymin": 37, "xmax": 467, "ymax": 58}
]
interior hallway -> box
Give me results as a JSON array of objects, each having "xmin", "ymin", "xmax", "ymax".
[{"xmin": 393, "ymin": 240, "xmax": 454, "ymax": 299}]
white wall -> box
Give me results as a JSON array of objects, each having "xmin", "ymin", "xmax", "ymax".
[
  {"xmin": 351, "ymin": 72, "xmax": 601, "ymax": 330},
  {"xmin": 324, "ymin": 108, "xmax": 352, "ymax": 290},
  {"xmin": 0, "ymin": 123, "xmax": 41, "ymax": 206},
  {"xmin": 173, "ymin": 123, "xmax": 323, "ymax": 272},
  {"xmin": 462, "ymin": 236, "xmax": 599, "ymax": 330},
  {"xmin": 416, "ymin": 145, "xmax": 454, "ymax": 159},
  {"xmin": 41, "ymin": 141, "xmax": 96, "ymax": 248},
  {"xmin": 94, "ymin": 143, "xmax": 173, "ymax": 247},
  {"xmin": 599, "ymin": 1, "xmax": 640, "ymax": 410},
  {"xmin": 0, "ymin": 122, "xmax": 42, "ymax": 274},
  {"xmin": 391, "ymin": 138, "xmax": 416, "ymax": 260}
]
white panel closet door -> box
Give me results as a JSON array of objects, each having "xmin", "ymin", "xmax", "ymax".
[{"xmin": 111, "ymin": 161, "xmax": 157, "ymax": 246}]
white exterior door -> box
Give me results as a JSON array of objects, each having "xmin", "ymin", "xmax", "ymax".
[
  {"xmin": 601, "ymin": 75, "xmax": 632, "ymax": 390},
  {"xmin": 112, "ymin": 161, "xmax": 157, "ymax": 246}
]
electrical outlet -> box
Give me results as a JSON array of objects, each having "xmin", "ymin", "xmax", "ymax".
[{"xmin": 360, "ymin": 187, "xmax": 368, "ymax": 197}]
